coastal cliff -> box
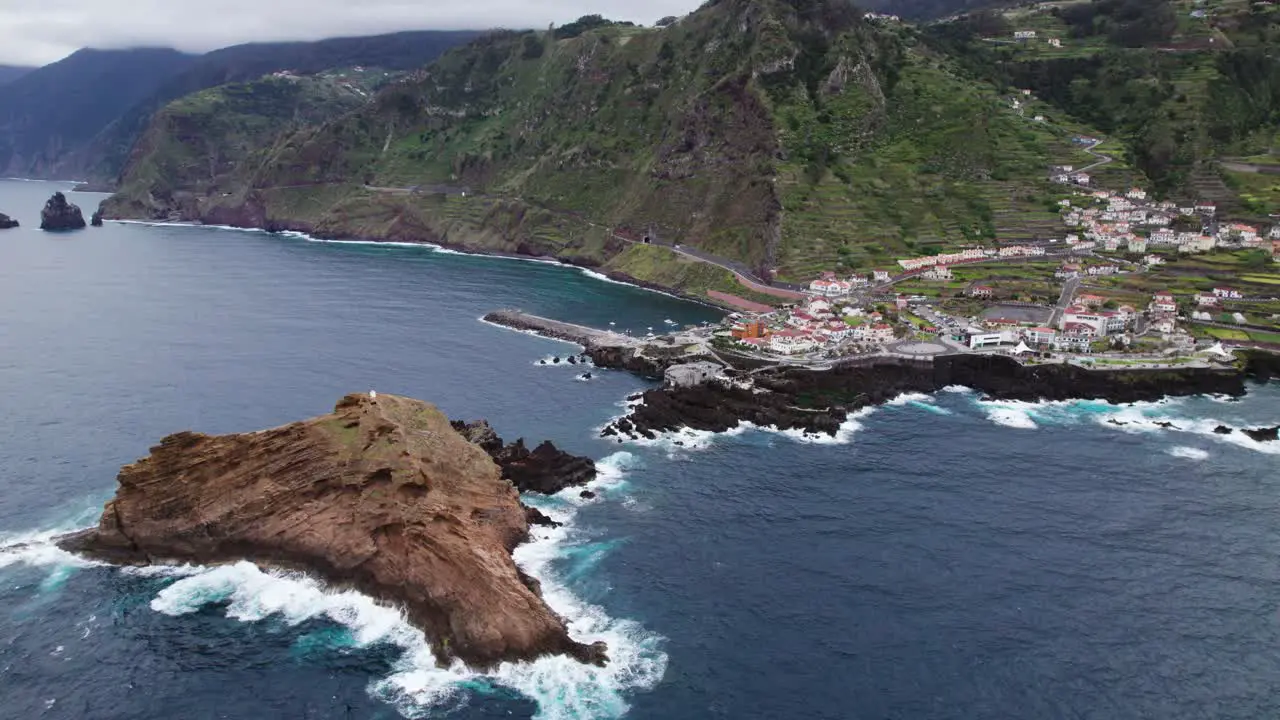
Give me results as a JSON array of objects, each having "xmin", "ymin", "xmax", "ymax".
[
  {"xmin": 603, "ymin": 353, "xmax": 1266, "ymax": 439},
  {"xmin": 57, "ymin": 393, "xmax": 607, "ymax": 669}
]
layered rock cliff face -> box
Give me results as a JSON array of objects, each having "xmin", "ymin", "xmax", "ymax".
[
  {"xmin": 58, "ymin": 393, "xmax": 606, "ymax": 669},
  {"xmin": 0, "ymin": 213, "xmax": 17, "ymax": 229},
  {"xmin": 39, "ymin": 192, "xmax": 86, "ymax": 231}
]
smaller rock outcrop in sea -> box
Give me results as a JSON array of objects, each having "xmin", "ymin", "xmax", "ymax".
[
  {"xmin": 452, "ymin": 420, "xmax": 597, "ymax": 494},
  {"xmin": 58, "ymin": 393, "xmax": 607, "ymax": 669},
  {"xmin": 0, "ymin": 213, "xmax": 18, "ymax": 229},
  {"xmin": 1242, "ymin": 425, "xmax": 1279, "ymax": 442},
  {"xmin": 90, "ymin": 207, "xmax": 103, "ymax": 226},
  {"xmin": 39, "ymin": 192, "xmax": 86, "ymax": 231}
]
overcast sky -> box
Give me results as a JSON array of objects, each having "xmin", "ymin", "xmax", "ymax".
[{"xmin": 0, "ymin": 0, "xmax": 705, "ymax": 66}]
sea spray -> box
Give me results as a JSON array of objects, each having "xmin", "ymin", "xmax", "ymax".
[
  {"xmin": 1167, "ymin": 446, "xmax": 1210, "ymax": 461},
  {"xmin": 142, "ymin": 450, "xmax": 666, "ymax": 720}
]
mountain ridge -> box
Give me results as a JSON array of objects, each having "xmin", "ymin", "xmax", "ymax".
[
  {"xmin": 104, "ymin": 0, "xmax": 1101, "ymax": 301},
  {"xmin": 0, "ymin": 31, "xmax": 480, "ymax": 182}
]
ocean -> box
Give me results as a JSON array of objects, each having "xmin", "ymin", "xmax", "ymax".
[{"xmin": 1, "ymin": 179, "xmax": 1279, "ymax": 719}]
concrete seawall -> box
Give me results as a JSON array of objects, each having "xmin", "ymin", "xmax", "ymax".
[{"xmin": 483, "ymin": 310, "xmax": 637, "ymax": 349}]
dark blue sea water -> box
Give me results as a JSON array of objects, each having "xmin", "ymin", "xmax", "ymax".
[{"xmin": 2, "ymin": 179, "xmax": 1280, "ymax": 720}]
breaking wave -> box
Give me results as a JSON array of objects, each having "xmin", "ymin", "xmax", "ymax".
[
  {"xmin": 1167, "ymin": 446, "xmax": 1210, "ymax": 460},
  {"xmin": 605, "ymin": 406, "xmax": 876, "ymax": 455},
  {"xmin": 143, "ymin": 450, "xmax": 663, "ymax": 720},
  {"xmin": 970, "ymin": 394, "xmax": 1280, "ymax": 455}
]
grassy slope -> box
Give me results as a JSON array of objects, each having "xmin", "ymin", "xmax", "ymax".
[
  {"xmin": 933, "ymin": 0, "xmax": 1280, "ymax": 209},
  {"xmin": 109, "ymin": 0, "xmax": 1114, "ymax": 296},
  {"xmin": 108, "ymin": 71, "xmax": 383, "ymax": 218}
]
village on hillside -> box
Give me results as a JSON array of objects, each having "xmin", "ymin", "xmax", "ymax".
[{"xmin": 709, "ymin": 163, "xmax": 1280, "ymax": 366}]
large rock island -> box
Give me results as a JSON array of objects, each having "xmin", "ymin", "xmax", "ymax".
[
  {"xmin": 40, "ymin": 192, "xmax": 87, "ymax": 231},
  {"xmin": 0, "ymin": 212, "xmax": 18, "ymax": 229},
  {"xmin": 57, "ymin": 393, "xmax": 606, "ymax": 669}
]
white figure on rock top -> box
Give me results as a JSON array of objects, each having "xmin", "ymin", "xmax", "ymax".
[{"xmin": 369, "ymin": 390, "xmax": 377, "ymax": 400}]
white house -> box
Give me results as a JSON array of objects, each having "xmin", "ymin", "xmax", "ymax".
[
  {"xmin": 1054, "ymin": 323, "xmax": 1096, "ymax": 351},
  {"xmin": 1214, "ymin": 287, "xmax": 1243, "ymax": 299},
  {"xmin": 1014, "ymin": 30, "xmax": 1037, "ymax": 40},
  {"xmin": 1181, "ymin": 235, "xmax": 1216, "ymax": 253},
  {"xmin": 1073, "ymin": 173, "xmax": 1091, "ymax": 186},
  {"xmin": 806, "ymin": 298, "xmax": 833, "ymax": 316},
  {"xmin": 872, "ymin": 270, "xmax": 892, "ymax": 283},
  {"xmin": 1195, "ymin": 202, "xmax": 1217, "ymax": 216},
  {"xmin": 1024, "ymin": 326, "xmax": 1058, "ymax": 345},
  {"xmin": 770, "ymin": 330, "xmax": 817, "ymax": 355},
  {"xmin": 923, "ymin": 265, "xmax": 953, "ymax": 281},
  {"xmin": 1142, "ymin": 254, "xmax": 1165, "ymax": 267},
  {"xmin": 1151, "ymin": 292, "xmax": 1178, "ymax": 313},
  {"xmin": 1196, "ymin": 292, "xmax": 1220, "ymax": 307},
  {"xmin": 1150, "ymin": 315, "xmax": 1177, "ymax": 334},
  {"xmin": 968, "ymin": 329, "xmax": 1016, "ymax": 349},
  {"xmin": 867, "ymin": 324, "xmax": 896, "ymax": 344},
  {"xmin": 1150, "ymin": 229, "xmax": 1176, "ymax": 245},
  {"xmin": 1047, "ymin": 37, "xmax": 1062, "ymax": 47}
]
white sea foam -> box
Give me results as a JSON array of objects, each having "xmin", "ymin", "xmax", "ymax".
[
  {"xmin": 964, "ymin": 394, "xmax": 1280, "ymax": 456},
  {"xmin": 884, "ymin": 392, "xmax": 932, "ymax": 407},
  {"xmin": 0, "ymin": 526, "xmax": 103, "ymax": 572},
  {"xmin": 142, "ymin": 450, "xmax": 664, "ymax": 720},
  {"xmin": 882, "ymin": 392, "xmax": 955, "ymax": 416},
  {"xmin": 983, "ymin": 405, "xmax": 1039, "ymax": 430},
  {"xmin": 606, "ymin": 405, "xmax": 874, "ymax": 454},
  {"xmin": 1167, "ymin": 446, "xmax": 1210, "ymax": 460}
]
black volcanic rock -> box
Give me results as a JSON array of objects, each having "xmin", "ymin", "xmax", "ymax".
[
  {"xmin": 90, "ymin": 207, "xmax": 103, "ymax": 226},
  {"xmin": 1214, "ymin": 425, "xmax": 1234, "ymax": 435},
  {"xmin": 0, "ymin": 213, "xmax": 17, "ymax": 229},
  {"xmin": 453, "ymin": 420, "xmax": 597, "ymax": 494},
  {"xmin": 39, "ymin": 193, "xmax": 86, "ymax": 231},
  {"xmin": 602, "ymin": 353, "xmax": 1263, "ymax": 440},
  {"xmin": 1242, "ymin": 426, "xmax": 1279, "ymax": 442}
]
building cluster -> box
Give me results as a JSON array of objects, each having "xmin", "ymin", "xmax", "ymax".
[
  {"xmin": 965, "ymin": 301, "xmax": 1138, "ymax": 353},
  {"xmin": 1060, "ymin": 188, "xmax": 1280, "ymax": 257},
  {"xmin": 727, "ymin": 297, "xmax": 900, "ymax": 356},
  {"xmin": 807, "ymin": 270, "xmax": 894, "ymax": 296}
]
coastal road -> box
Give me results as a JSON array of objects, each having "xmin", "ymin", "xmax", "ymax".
[
  {"xmin": 610, "ymin": 234, "xmax": 808, "ymax": 301},
  {"xmin": 1051, "ymin": 276, "xmax": 1082, "ymax": 326}
]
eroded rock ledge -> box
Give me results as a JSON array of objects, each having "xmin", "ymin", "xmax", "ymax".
[
  {"xmin": 57, "ymin": 393, "xmax": 606, "ymax": 669},
  {"xmin": 602, "ymin": 352, "xmax": 1280, "ymax": 440}
]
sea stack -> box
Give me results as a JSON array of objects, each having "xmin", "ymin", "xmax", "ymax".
[
  {"xmin": 90, "ymin": 207, "xmax": 104, "ymax": 227},
  {"xmin": 57, "ymin": 393, "xmax": 607, "ymax": 669},
  {"xmin": 40, "ymin": 192, "xmax": 86, "ymax": 231},
  {"xmin": 0, "ymin": 212, "xmax": 18, "ymax": 229}
]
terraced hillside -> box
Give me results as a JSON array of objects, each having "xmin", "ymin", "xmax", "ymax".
[
  {"xmin": 106, "ymin": 0, "xmax": 1110, "ymax": 295},
  {"xmin": 927, "ymin": 0, "xmax": 1280, "ymax": 201}
]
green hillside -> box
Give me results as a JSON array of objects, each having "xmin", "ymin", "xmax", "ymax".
[
  {"xmin": 106, "ymin": 0, "xmax": 1114, "ymax": 296},
  {"xmin": 926, "ymin": 0, "xmax": 1280, "ymax": 213},
  {"xmin": 108, "ymin": 70, "xmax": 394, "ymax": 219}
]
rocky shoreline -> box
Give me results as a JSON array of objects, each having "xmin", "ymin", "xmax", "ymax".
[
  {"xmin": 103, "ymin": 202, "xmax": 734, "ymax": 310},
  {"xmin": 57, "ymin": 393, "xmax": 608, "ymax": 669},
  {"xmin": 599, "ymin": 351, "xmax": 1280, "ymax": 441}
]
